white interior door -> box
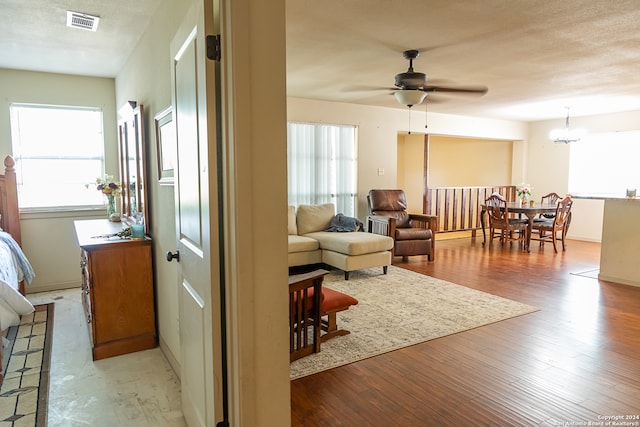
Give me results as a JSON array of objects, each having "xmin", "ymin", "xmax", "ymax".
[{"xmin": 170, "ymin": 3, "xmax": 222, "ymax": 426}]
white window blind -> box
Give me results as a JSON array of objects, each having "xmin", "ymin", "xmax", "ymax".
[
  {"xmin": 568, "ymin": 130, "xmax": 640, "ymax": 197},
  {"xmin": 10, "ymin": 104, "xmax": 106, "ymax": 209},
  {"xmin": 287, "ymin": 122, "xmax": 357, "ymax": 217}
]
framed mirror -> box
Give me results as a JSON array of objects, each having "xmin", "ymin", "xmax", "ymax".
[
  {"xmin": 154, "ymin": 106, "xmax": 175, "ymax": 185},
  {"xmin": 118, "ymin": 102, "xmax": 149, "ymax": 234}
]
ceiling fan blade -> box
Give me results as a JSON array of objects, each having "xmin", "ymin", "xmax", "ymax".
[
  {"xmin": 423, "ymin": 85, "xmax": 488, "ymax": 95},
  {"xmin": 342, "ymin": 85, "xmax": 396, "ymax": 93}
]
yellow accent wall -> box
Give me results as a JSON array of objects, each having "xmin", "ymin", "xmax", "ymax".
[{"xmin": 397, "ymin": 133, "xmax": 514, "ymax": 213}]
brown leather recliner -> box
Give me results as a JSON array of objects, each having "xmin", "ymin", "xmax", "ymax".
[{"xmin": 366, "ymin": 189, "xmax": 437, "ymax": 261}]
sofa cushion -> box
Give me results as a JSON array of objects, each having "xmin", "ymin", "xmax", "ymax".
[
  {"xmin": 321, "ymin": 287, "xmax": 358, "ymax": 313},
  {"xmin": 297, "ymin": 203, "xmax": 335, "ymax": 235},
  {"xmin": 288, "ymin": 205, "xmax": 298, "ymax": 235},
  {"xmin": 288, "ymin": 234, "xmax": 320, "ymax": 253},
  {"xmin": 307, "ymin": 231, "xmax": 393, "ymax": 256}
]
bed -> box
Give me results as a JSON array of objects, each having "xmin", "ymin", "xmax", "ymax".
[{"xmin": 0, "ymin": 155, "xmax": 35, "ymax": 383}]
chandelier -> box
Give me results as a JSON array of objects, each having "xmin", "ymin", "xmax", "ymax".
[{"xmin": 550, "ymin": 107, "xmax": 585, "ymax": 144}]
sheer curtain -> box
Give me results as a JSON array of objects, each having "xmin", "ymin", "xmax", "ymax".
[{"xmin": 287, "ymin": 122, "xmax": 357, "ymax": 216}]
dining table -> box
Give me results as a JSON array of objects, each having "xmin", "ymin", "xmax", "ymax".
[{"xmin": 480, "ymin": 202, "xmax": 558, "ymax": 252}]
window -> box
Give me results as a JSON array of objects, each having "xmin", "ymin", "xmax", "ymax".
[
  {"xmin": 568, "ymin": 130, "xmax": 640, "ymax": 196},
  {"xmin": 10, "ymin": 104, "xmax": 106, "ymax": 209},
  {"xmin": 287, "ymin": 122, "xmax": 357, "ymax": 217}
]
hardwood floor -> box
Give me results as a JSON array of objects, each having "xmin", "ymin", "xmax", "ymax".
[{"xmin": 290, "ymin": 237, "xmax": 640, "ymax": 427}]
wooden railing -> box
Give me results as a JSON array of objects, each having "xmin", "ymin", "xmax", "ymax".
[{"xmin": 425, "ymin": 185, "xmax": 516, "ymax": 234}]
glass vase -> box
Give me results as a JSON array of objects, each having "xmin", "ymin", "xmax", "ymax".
[{"xmin": 106, "ymin": 194, "xmax": 116, "ymax": 217}]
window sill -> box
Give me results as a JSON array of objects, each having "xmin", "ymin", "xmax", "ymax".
[{"xmin": 19, "ymin": 206, "xmax": 108, "ymax": 220}]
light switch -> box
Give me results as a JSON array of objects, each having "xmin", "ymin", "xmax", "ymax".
[{"xmin": 378, "ymin": 168, "xmax": 385, "ymax": 176}]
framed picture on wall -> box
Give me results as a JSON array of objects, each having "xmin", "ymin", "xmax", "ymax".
[{"xmin": 154, "ymin": 106, "xmax": 176, "ymax": 185}]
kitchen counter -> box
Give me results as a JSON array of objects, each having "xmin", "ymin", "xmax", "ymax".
[{"xmin": 598, "ymin": 198, "xmax": 640, "ymax": 287}]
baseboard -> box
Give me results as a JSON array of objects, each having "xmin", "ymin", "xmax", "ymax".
[
  {"xmin": 566, "ymin": 234, "xmax": 601, "ymax": 243},
  {"xmin": 25, "ymin": 281, "xmax": 80, "ymax": 294},
  {"xmin": 597, "ymin": 273, "xmax": 640, "ymax": 287},
  {"xmin": 159, "ymin": 335, "xmax": 181, "ymax": 380}
]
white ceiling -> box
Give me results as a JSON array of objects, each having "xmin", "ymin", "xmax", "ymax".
[
  {"xmin": 0, "ymin": 0, "xmax": 162, "ymax": 78},
  {"xmin": 2, "ymin": 0, "xmax": 640, "ymax": 122}
]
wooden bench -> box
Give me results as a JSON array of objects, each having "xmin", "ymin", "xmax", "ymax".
[
  {"xmin": 289, "ymin": 269, "xmax": 359, "ymax": 361},
  {"xmin": 320, "ymin": 287, "xmax": 358, "ymax": 342}
]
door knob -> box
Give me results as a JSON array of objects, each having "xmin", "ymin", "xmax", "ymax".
[{"xmin": 166, "ymin": 250, "xmax": 180, "ymax": 262}]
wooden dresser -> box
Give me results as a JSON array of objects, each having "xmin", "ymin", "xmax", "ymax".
[{"xmin": 74, "ymin": 219, "xmax": 156, "ymax": 360}]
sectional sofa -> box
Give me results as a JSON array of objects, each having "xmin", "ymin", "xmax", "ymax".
[{"xmin": 288, "ymin": 203, "xmax": 394, "ymax": 279}]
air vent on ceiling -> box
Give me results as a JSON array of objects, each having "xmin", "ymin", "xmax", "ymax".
[{"xmin": 66, "ymin": 11, "xmax": 100, "ymax": 32}]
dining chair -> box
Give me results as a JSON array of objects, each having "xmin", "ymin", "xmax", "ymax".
[
  {"xmin": 485, "ymin": 194, "xmax": 528, "ymax": 247},
  {"xmin": 534, "ymin": 192, "xmax": 561, "ymax": 222},
  {"xmin": 531, "ymin": 195, "xmax": 573, "ymax": 253}
]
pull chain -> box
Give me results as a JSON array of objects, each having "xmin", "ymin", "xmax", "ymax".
[
  {"xmin": 425, "ymin": 101, "xmax": 429, "ymax": 129},
  {"xmin": 408, "ymin": 107, "xmax": 412, "ymax": 134}
]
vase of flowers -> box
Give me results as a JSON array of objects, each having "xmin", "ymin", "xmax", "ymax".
[
  {"xmin": 89, "ymin": 175, "xmax": 122, "ymax": 219},
  {"xmin": 516, "ymin": 183, "xmax": 532, "ymax": 206}
]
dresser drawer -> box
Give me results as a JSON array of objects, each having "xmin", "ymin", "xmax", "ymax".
[{"xmin": 74, "ymin": 220, "xmax": 156, "ymax": 360}]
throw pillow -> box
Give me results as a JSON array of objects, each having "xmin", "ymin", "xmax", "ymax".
[
  {"xmin": 297, "ymin": 203, "xmax": 335, "ymax": 235},
  {"xmin": 288, "ymin": 205, "xmax": 298, "ymax": 235}
]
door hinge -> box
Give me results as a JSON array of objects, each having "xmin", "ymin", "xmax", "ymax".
[{"xmin": 206, "ymin": 34, "xmax": 221, "ymax": 62}]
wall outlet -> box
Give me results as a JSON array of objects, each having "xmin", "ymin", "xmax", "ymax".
[{"xmin": 378, "ymin": 168, "xmax": 385, "ymax": 176}]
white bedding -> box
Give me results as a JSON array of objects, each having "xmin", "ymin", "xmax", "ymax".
[{"xmin": 0, "ymin": 234, "xmax": 35, "ymax": 331}]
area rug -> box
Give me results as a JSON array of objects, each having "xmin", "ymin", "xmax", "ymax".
[
  {"xmin": 0, "ymin": 303, "xmax": 53, "ymax": 426},
  {"xmin": 290, "ymin": 266, "xmax": 539, "ymax": 379}
]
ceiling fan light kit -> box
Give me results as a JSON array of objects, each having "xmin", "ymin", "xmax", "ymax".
[
  {"xmin": 394, "ymin": 90, "xmax": 427, "ymax": 107},
  {"xmin": 550, "ymin": 107, "xmax": 585, "ymax": 144}
]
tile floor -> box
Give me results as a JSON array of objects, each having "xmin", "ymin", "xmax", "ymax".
[{"xmin": 28, "ymin": 288, "xmax": 186, "ymax": 427}]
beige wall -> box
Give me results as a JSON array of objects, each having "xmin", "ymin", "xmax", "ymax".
[
  {"xmin": 527, "ymin": 110, "xmax": 640, "ymax": 242},
  {"xmin": 398, "ymin": 134, "xmax": 515, "ymax": 213},
  {"xmin": 397, "ymin": 133, "xmax": 425, "ymax": 213},
  {"xmin": 113, "ymin": 0, "xmax": 189, "ymax": 377},
  {"xmin": 0, "ymin": 69, "xmax": 117, "ymax": 293},
  {"xmin": 287, "ymin": 100, "xmax": 640, "ymax": 243},
  {"xmin": 429, "ymin": 136, "xmax": 513, "ymax": 187},
  {"xmin": 287, "ymin": 97, "xmax": 529, "ymax": 220},
  {"xmin": 117, "ymin": 0, "xmax": 291, "ymax": 424}
]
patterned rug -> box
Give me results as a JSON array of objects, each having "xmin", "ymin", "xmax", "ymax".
[
  {"xmin": 290, "ymin": 266, "xmax": 539, "ymax": 379},
  {"xmin": 0, "ymin": 304, "xmax": 53, "ymax": 426}
]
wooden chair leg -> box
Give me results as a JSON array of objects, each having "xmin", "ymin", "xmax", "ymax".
[
  {"xmin": 321, "ymin": 311, "xmax": 351, "ymax": 342},
  {"xmin": 319, "ymin": 288, "xmax": 358, "ymax": 343}
]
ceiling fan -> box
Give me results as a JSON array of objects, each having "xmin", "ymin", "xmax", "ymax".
[{"xmin": 392, "ymin": 49, "xmax": 488, "ymax": 107}]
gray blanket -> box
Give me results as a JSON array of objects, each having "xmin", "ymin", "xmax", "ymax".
[
  {"xmin": 0, "ymin": 231, "xmax": 35, "ymax": 285},
  {"xmin": 324, "ymin": 213, "xmax": 364, "ymax": 232}
]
